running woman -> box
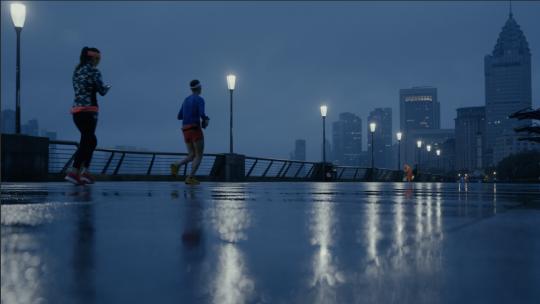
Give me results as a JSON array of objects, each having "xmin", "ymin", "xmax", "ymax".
[
  {"xmin": 170, "ymin": 79, "xmax": 210, "ymax": 185},
  {"xmin": 65, "ymin": 47, "xmax": 111, "ymax": 185}
]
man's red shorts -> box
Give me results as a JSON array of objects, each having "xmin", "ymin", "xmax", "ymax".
[{"xmin": 182, "ymin": 125, "xmax": 204, "ymax": 143}]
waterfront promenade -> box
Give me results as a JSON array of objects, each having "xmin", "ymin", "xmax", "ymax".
[{"xmin": 1, "ymin": 182, "xmax": 539, "ymax": 304}]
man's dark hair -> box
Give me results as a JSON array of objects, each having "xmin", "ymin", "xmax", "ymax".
[{"xmin": 190, "ymin": 79, "xmax": 202, "ymax": 93}]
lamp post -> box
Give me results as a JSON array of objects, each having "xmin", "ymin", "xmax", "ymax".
[
  {"xmin": 416, "ymin": 140, "xmax": 422, "ymax": 175},
  {"xmin": 396, "ymin": 132, "xmax": 402, "ymax": 171},
  {"xmin": 370, "ymin": 122, "xmax": 376, "ymax": 170},
  {"xmin": 10, "ymin": 3, "xmax": 26, "ymax": 134},
  {"xmin": 320, "ymin": 105, "xmax": 327, "ymax": 163},
  {"xmin": 226, "ymin": 74, "xmax": 236, "ymax": 154},
  {"xmin": 320, "ymin": 105, "xmax": 327, "ymax": 179},
  {"xmin": 436, "ymin": 149, "xmax": 441, "ymax": 171},
  {"xmin": 426, "ymin": 145, "xmax": 432, "ymax": 170}
]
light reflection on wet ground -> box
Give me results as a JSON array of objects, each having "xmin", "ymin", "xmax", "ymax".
[{"xmin": 1, "ymin": 182, "xmax": 539, "ymax": 304}]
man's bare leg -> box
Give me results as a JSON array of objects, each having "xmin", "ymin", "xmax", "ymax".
[
  {"xmin": 190, "ymin": 139, "xmax": 204, "ymax": 177},
  {"xmin": 171, "ymin": 142, "xmax": 195, "ymax": 176}
]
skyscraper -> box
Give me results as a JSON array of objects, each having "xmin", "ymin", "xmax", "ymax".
[
  {"xmin": 484, "ymin": 12, "xmax": 532, "ymax": 166},
  {"xmin": 400, "ymin": 86, "xmax": 440, "ymax": 164},
  {"xmin": 455, "ymin": 106, "xmax": 486, "ymax": 172},
  {"xmin": 367, "ymin": 108, "xmax": 392, "ymax": 168},
  {"xmin": 400, "ymin": 87, "xmax": 440, "ymax": 132},
  {"xmin": 292, "ymin": 139, "xmax": 306, "ymax": 161},
  {"xmin": 332, "ymin": 112, "xmax": 362, "ymax": 166}
]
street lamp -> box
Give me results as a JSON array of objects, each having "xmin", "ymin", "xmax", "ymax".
[
  {"xmin": 370, "ymin": 122, "xmax": 376, "ymax": 170},
  {"xmin": 426, "ymin": 144, "xmax": 432, "ymax": 170},
  {"xmin": 416, "ymin": 140, "xmax": 422, "ymax": 175},
  {"xmin": 320, "ymin": 105, "xmax": 327, "ymax": 163},
  {"xmin": 396, "ymin": 131, "xmax": 402, "ymax": 171},
  {"xmin": 320, "ymin": 105, "xmax": 327, "ymax": 179},
  {"xmin": 10, "ymin": 3, "xmax": 26, "ymax": 134},
  {"xmin": 436, "ymin": 149, "xmax": 441, "ymax": 170},
  {"xmin": 226, "ymin": 74, "xmax": 236, "ymax": 153}
]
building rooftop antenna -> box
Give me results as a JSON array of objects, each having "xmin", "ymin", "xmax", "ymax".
[{"xmin": 509, "ymin": 0, "xmax": 513, "ymax": 17}]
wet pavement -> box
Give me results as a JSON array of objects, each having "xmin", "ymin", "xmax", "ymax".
[{"xmin": 1, "ymin": 182, "xmax": 539, "ymax": 304}]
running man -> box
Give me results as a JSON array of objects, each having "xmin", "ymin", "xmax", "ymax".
[
  {"xmin": 170, "ymin": 79, "xmax": 210, "ymax": 185},
  {"xmin": 65, "ymin": 47, "xmax": 111, "ymax": 185}
]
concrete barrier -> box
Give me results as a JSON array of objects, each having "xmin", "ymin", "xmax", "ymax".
[
  {"xmin": 209, "ymin": 153, "xmax": 245, "ymax": 181},
  {"xmin": 1, "ymin": 134, "xmax": 49, "ymax": 182}
]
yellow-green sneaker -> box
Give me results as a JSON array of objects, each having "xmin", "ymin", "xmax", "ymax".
[
  {"xmin": 185, "ymin": 176, "xmax": 200, "ymax": 185},
  {"xmin": 170, "ymin": 163, "xmax": 179, "ymax": 176}
]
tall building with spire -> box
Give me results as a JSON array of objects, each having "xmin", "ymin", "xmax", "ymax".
[{"xmin": 484, "ymin": 11, "xmax": 532, "ymax": 166}]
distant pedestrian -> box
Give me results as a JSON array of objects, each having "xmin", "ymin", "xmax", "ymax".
[
  {"xmin": 65, "ymin": 47, "xmax": 111, "ymax": 185},
  {"xmin": 404, "ymin": 164, "xmax": 414, "ymax": 182},
  {"xmin": 170, "ymin": 79, "xmax": 210, "ymax": 185}
]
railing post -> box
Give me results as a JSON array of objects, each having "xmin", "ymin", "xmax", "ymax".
[
  {"xmin": 276, "ymin": 161, "xmax": 288, "ymax": 177},
  {"xmin": 338, "ymin": 168, "xmax": 345, "ymax": 179},
  {"xmin": 262, "ymin": 160, "xmax": 274, "ymax": 177},
  {"xmin": 61, "ymin": 153, "xmax": 76, "ymax": 174},
  {"xmin": 281, "ymin": 162, "xmax": 293, "ymax": 178},
  {"xmin": 113, "ymin": 152, "xmax": 126, "ymax": 175},
  {"xmin": 353, "ymin": 168, "xmax": 359, "ymax": 180},
  {"xmin": 294, "ymin": 163, "xmax": 305, "ymax": 178},
  {"xmin": 102, "ymin": 152, "xmax": 115, "ymax": 174},
  {"xmin": 246, "ymin": 159, "xmax": 258, "ymax": 177},
  {"xmin": 305, "ymin": 164, "xmax": 314, "ymax": 179},
  {"xmin": 147, "ymin": 154, "xmax": 156, "ymax": 175}
]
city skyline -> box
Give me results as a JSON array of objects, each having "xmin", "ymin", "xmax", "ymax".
[{"xmin": 1, "ymin": 2, "xmax": 539, "ymax": 161}]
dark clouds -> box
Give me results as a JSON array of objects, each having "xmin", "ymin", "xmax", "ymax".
[{"xmin": 1, "ymin": 1, "xmax": 539, "ymax": 160}]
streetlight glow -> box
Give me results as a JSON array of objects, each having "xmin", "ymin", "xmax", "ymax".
[
  {"xmin": 369, "ymin": 122, "xmax": 376, "ymax": 133},
  {"xmin": 416, "ymin": 140, "xmax": 422, "ymax": 148},
  {"xmin": 436, "ymin": 149, "xmax": 441, "ymax": 156},
  {"xmin": 320, "ymin": 105, "xmax": 327, "ymax": 117},
  {"xmin": 10, "ymin": 3, "xmax": 26, "ymax": 28},
  {"xmin": 426, "ymin": 145, "xmax": 432, "ymax": 152},
  {"xmin": 396, "ymin": 132, "xmax": 402, "ymax": 141},
  {"xmin": 226, "ymin": 74, "xmax": 236, "ymax": 91}
]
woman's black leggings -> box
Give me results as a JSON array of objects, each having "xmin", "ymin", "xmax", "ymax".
[{"xmin": 73, "ymin": 112, "xmax": 98, "ymax": 170}]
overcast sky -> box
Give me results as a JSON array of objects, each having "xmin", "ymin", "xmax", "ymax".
[{"xmin": 1, "ymin": 1, "xmax": 539, "ymax": 160}]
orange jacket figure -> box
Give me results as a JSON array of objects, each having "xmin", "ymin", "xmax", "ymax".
[{"xmin": 404, "ymin": 164, "xmax": 414, "ymax": 182}]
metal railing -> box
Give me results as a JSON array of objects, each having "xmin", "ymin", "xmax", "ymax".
[
  {"xmin": 49, "ymin": 140, "xmax": 440, "ymax": 182},
  {"xmin": 244, "ymin": 156, "xmax": 317, "ymax": 180},
  {"xmin": 49, "ymin": 140, "xmax": 219, "ymax": 178}
]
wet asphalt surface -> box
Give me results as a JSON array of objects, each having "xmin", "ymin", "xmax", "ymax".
[{"xmin": 1, "ymin": 182, "xmax": 540, "ymax": 304}]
